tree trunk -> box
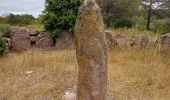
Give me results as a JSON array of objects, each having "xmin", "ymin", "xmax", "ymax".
[{"xmin": 146, "ymin": 2, "xmax": 152, "ymax": 30}]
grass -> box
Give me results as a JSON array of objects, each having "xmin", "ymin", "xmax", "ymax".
[{"xmin": 0, "ymin": 48, "xmax": 169, "ymax": 100}]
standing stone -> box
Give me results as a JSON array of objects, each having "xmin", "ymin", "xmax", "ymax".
[
  {"xmin": 140, "ymin": 35, "xmax": 150, "ymax": 50},
  {"xmin": 160, "ymin": 33, "xmax": 170, "ymax": 54},
  {"xmin": 75, "ymin": 0, "xmax": 108, "ymax": 100}
]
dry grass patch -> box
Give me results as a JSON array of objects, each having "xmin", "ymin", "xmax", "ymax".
[
  {"xmin": 109, "ymin": 48, "xmax": 170, "ymax": 100},
  {"xmin": 0, "ymin": 48, "xmax": 170, "ymax": 100}
]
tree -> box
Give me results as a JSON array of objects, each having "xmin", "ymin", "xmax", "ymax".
[
  {"xmin": 97, "ymin": 0, "xmax": 140, "ymax": 27},
  {"xmin": 42, "ymin": 0, "xmax": 83, "ymax": 39},
  {"xmin": 141, "ymin": 0, "xmax": 170, "ymax": 30}
]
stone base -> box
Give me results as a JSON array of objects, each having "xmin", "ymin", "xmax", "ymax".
[{"xmin": 62, "ymin": 86, "xmax": 114, "ymax": 100}]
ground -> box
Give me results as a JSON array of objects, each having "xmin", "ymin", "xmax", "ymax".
[{"xmin": 0, "ymin": 48, "xmax": 170, "ymax": 100}]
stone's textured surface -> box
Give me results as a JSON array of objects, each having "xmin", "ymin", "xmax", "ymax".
[
  {"xmin": 75, "ymin": 0, "xmax": 108, "ymax": 100},
  {"xmin": 3, "ymin": 38, "xmax": 11, "ymax": 49},
  {"xmin": 62, "ymin": 86, "xmax": 77, "ymax": 100},
  {"xmin": 113, "ymin": 34, "xmax": 128, "ymax": 47},
  {"xmin": 28, "ymin": 28, "xmax": 39, "ymax": 36},
  {"xmin": 160, "ymin": 33, "xmax": 170, "ymax": 54},
  {"xmin": 61, "ymin": 86, "xmax": 114, "ymax": 100},
  {"xmin": 55, "ymin": 31, "xmax": 74, "ymax": 50},
  {"xmin": 10, "ymin": 27, "xmax": 31, "ymax": 52},
  {"xmin": 140, "ymin": 35, "xmax": 150, "ymax": 49},
  {"xmin": 31, "ymin": 36, "xmax": 37, "ymax": 42},
  {"xmin": 30, "ymin": 36, "xmax": 38, "ymax": 46},
  {"xmin": 36, "ymin": 32, "xmax": 53, "ymax": 48},
  {"xmin": 105, "ymin": 30, "xmax": 117, "ymax": 49}
]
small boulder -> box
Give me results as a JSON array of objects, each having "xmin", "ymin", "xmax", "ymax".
[
  {"xmin": 30, "ymin": 36, "xmax": 37, "ymax": 45},
  {"xmin": 28, "ymin": 28, "xmax": 39, "ymax": 36},
  {"xmin": 105, "ymin": 30, "xmax": 117, "ymax": 49},
  {"xmin": 10, "ymin": 27, "xmax": 31, "ymax": 52},
  {"xmin": 36, "ymin": 32, "xmax": 53, "ymax": 48},
  {"xmin": 140, "ymin": 35, "xmax": 150, "ymax": 49},
  {"xmin": 160, "ymin": 33, "xmax": 170, "ymax": 54},
  {"xmin": 113, "ymin": 34, "xmax": 128, "ymax": 47},
  {"xmin": 3, "ymin": 38, "xmax": 10, "ymax": 49}
]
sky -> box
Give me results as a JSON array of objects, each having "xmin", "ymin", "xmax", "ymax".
[{"xmin": 0, "ymin": 0, "xmax": 45, "ymax": 18}]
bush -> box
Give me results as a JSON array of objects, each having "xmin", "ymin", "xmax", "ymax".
[
  {"xmin": 151, "ymin": 19, "xmax": 170, "ymax": 33},
  {"xmin": 0, "ymin": 24, "xmax": 11, "ymax": 37},
  {"xmin": 111, "ymin": 19, "xmax": 134, "ymax": 28},
  {"xmin": 133, "ymin": 16, "xmax": 147, "ymax": 30},
  {"xmin": 6, "ymin": 14, "xmax": 35, "ymax": 26},
  {"xmin": 42, "ymin": 0, "xmax": 83, "ymax": 38},
  {"xmin": 0, "ymin": 37, "xmax": 6, "ymax": 55}
]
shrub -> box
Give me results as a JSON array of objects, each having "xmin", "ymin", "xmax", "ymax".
[
  {"xmin": 151, "ymin": 19, "xmax": 170, "ymax": 33},
  {"xmin": 111, "ymin": 19, "xmax": 134, "ymax": 28},
  {"xmin": 0, "ymin": 24, "xmax": 11, "ymax": 37},
  {"xmin": 6, "ymin": 14, "xmax": 35, "ymax": 26},
  {"xmin": 133, "ymin": 16, "xmax": 147, "ymax": 30},
  {"xmin": 42, "ymin": 0, "xmax": 83, "ymax": 38},
  {"xmin": 0, "ymin": 37, "xmax": 6, "ymax": 55}
]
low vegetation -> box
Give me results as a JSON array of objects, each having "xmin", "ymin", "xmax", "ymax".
[
  {"xmin": 0, "ymin": 48, "xmax": 169, "ymax": 99},
  {"xmin": 0, "ymin": 37, "xmax": 6, "ymax": 55},
  {"xmin": 0, "ymin": 24, "xmax": 11, "ymax": 37}
]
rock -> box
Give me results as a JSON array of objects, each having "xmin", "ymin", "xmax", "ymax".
[
  {"xmin": 140, "ymin": 35, "xmax": 150, "ymax": 50},
  {"xmin": 148, "ymin": 37, "xmax": 158, "ymax": 48},
  {"xmin": 62, "ymin": 86, "xmax": 77, "ymax": 100},
  {"xmin": 105, "ymin": 30, "xmax": 117, "ymax": 49},
  {"xmin": 30, "ymin": 36, "xmax": 37, "ymax": 45},
  {"xmin": 3, "ymin": 38, "xmax": 10, "ymax": 49},
  {"xmin": 113, "ymin": 34, "xmax": 128, "ymax": 47},
  {"xmin": 36, "ymin": 32, "xmax": 53, "ymax": 48},
  {"xmin": 62, "ymin": 86, "xmax": 114, "ymax": 100},
  {"xmin": 10, "ymin": 27, "xmax": 31, "ymax": 52},
  {"xmin": 75, "ymin": 0, "xmax": 108, "ymax": 100},
  {"xmin": 55, "ymin": 31, "xmax": 74, "ymax": 50},
  {"xmin": 160, "ymin": 33, "xmax": 170, "ymax": 54},
  {"xmin": 28, "ymin": 28, "xmax": 39, "ymax": 36}
]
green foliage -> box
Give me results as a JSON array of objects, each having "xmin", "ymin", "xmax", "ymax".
[
  {"xmin": 6, "ymin": 14, "xmax": 35, "ymax": 26},
  {"xmin": 0, "ymin": 37, "xmax": 6, "ymax": 55},
  {"xmin": 0, "ymin": 24, "xmax": 11, "ymax": 37},
  {"xmin": 97, "ymin": 0, "xmax": 140, "ymax": 27},
  {"xmin": 42, "ymin": 0, "xmax": 83, "ymax": 38},
  {"xmin": 133, "ymin": 16, "xmax": 147, "ymax": 30},
  {"xmin": 111, "ymin": 19, "xmax": 134, "ymax": 28},
  {"xmin": 151, "ymin": 19, "xmax": 170, "ymax": 33}
]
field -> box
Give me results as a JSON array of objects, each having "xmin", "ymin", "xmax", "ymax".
[{"xmin": 0, "ymin": 47, "xmax": 170, "ymax": 100}]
